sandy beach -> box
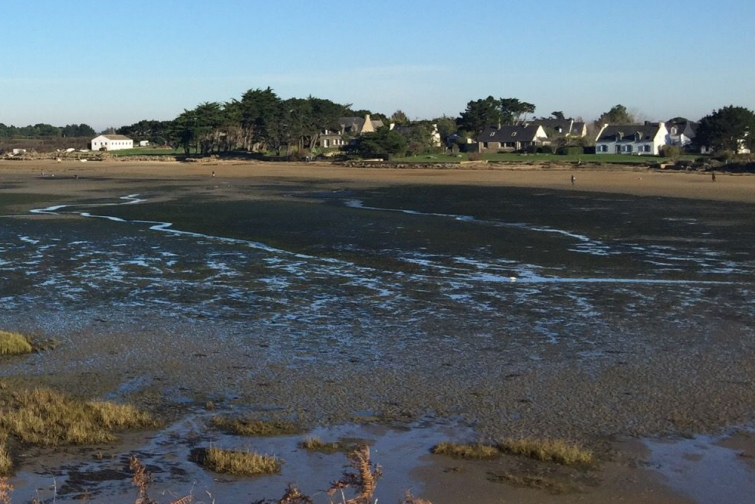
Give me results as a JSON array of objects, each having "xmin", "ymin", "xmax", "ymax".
[{"xmin": 2, "ymin": 158, "xmax": 754, "ymax": 203}]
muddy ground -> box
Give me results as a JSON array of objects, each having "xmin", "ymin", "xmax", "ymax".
[{"xmin": 1, "ymin": 159, "xmax": 755, "ymax": 503}]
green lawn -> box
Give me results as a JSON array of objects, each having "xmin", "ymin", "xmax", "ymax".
[
  {"xmin": 392, "ymin": 153, "xmax": 699, "ymax": 165},
  {"xmin": 108, "ymin": 147, "xmax": 184, "ymax": 157}
]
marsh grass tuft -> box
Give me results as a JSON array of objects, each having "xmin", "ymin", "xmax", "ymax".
[
  {"xmin": 199, "ymin": 447, "xmax": 282, "ymax": 476},
  {"xmin": 299, "ymin": 436, "xmax": 347, "ymax": 454},
  {"xmin": 430, "ymin": 442, "xmax": 500, "ymax": 460},
  {"xmin": 211, "ymin": 416, "xmax": 300, "ymax": 437},
  {"xmin": 499, "ymin": 438, "xmax": 594, "ymax": 465},
  {"xmin": 488, "ymin": 472, "xmax": 575, "ymax": 494},
  {"xmin": 0, "ymin": 387, "xmax": 157, "ymax": 447},
  {"xmin": 0, "ymin": 332, "xmax": 32, "ymax": 356},
  {"xmin": 0, "ymin": 443, "xmax": 11, "ymax": 476}
]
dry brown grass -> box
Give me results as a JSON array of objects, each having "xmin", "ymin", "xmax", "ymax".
[
  {"xmin": 211, "ymin": 416, "xmax": 300, "ymax": 437},
  {"xmin": 327, "ymin": 444, "xmax": 381, "ymax": 504},
  {"xmin": 0, "ymin": 443, "xmax": 11, "ymax": 476},
  {"xmin": 0, "ymin": 331, "xmax": 32, "ymax": 356},
  {"xmin": 488, "ymin": 472, "xmax": 575, "ymax": 494},
  {"xmin": 0, "ymin": 387, "xmax": 157, "ymax": 447},
  {"xmin": 499, "ymin": 438, "xmax": 594, "ymax": 465},
  {"xmin": 431, "ymin": 442, "xmax": 500, "ymax": 460},
  {"xmin": 299, "ymin": 436, "xmax": 345, "ymax": 454},
  {"xmin": 0, "ymin": 477, "xmax": 12, "ymax": 504},
  {"xmin": 199, "ymin": 447, "xmax": 282, "ymax": 476}
]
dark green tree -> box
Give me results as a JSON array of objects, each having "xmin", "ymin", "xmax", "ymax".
[
  {"xmin": 499, "ymin": 98, "xmax": 536, "ymax": 124},
  {"xmin": 597, "ymin": 104, "xmax": 635, "ymax": 125},
  {"xmin": 550, "ymin": 111, "xmax": 566, "ymax": 120},
  {"xmin": 347, "ymin": 127, "xmax": 407, "ymax": 159},
  {"xmin": 693, "ymin": 106, "xmax": 755, "ymax": 153},
  {"xmin": 459, "ymin": 96, "xmax": 501, "ymax": 135}
]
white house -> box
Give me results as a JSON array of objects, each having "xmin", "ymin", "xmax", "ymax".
[
  {"xmin": 477, "ymin": 124, "xmax": 549, "ymax": 152},
  {"xmin": 666, "ymin": 121, "xmax": 696, "ymax": 148},
  {"xmin": 91, "ymin": 134, "xmax": 133, "ymax": 151},
  {"xmin": 595, "ymin": 122, "xmax": 669, "ymax": 155}
]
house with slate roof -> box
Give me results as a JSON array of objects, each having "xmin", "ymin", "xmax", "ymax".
[
  {"xmin": 595, "ymin": 122, "xmax": 669, "ymax": 155},
  {"xmin": 476, "ymin": 124, "xmax": 548, "ymax": 152},
  {"xmin": 530, "ymin": 119, "xmax": 587, "ymax": 138},
  {"xmin": 319, "ymin": 114, "xmax": 385, "ymax": 148},
  {"xmin": 666, "ymin": 121, "xmax": 697, "ymax": 148}
]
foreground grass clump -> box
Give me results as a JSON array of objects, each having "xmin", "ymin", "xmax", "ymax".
[
  {"xmin": 0, "ymin": 331, "xmax": 33, "ymax": 356},
  {"xmin": 211, "ymin": 416, "xmax": 300, "ymax": 436},
  {"xmin": 431, "ymin": 442, "xmax": 500, "ymax": 460},
  {"xmin": 199, "ymin": 447, "xmax": 282, "ymax": 476},
  {"xmin": 0, "ymin": 388, "xmax": 157, "ymax": 446},
  {"xmin": 300, "ymin": 436, "xmax": 345, "ymax": 454},
  {"xmin": 0, "ymin": 442, "xmax": 11, "ymax": 476},
  {"xmin": 500, "ymin": 438, "xmax": 594, "ymax": 465},
  {"xmin": 488, "ymin": 472, "xmax": 575, "ymax": 494}
]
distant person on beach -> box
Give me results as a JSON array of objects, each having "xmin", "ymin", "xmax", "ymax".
[
  {"xmin": 712, "ymin": 171, "xmax": 716, "ymax": 182},
  {"xmin": 212, "ymin": 170, "xmax": 216, "ymax": 177},
  {"xmin": 571, "ymin": 174, "xmax": 575, "ymax": 185}
]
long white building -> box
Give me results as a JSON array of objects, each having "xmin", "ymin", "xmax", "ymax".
[{"xmin": 91, "ymin": 134, "xmax": 133, "ymax": 151}]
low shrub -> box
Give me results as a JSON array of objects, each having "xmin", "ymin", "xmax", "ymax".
[
  {"xmin": 211, "ymin": 416, "xmax": 300, "ymax": 436},
  {"xmin": 300, "ymin": 436, "xmax": 345, "ymax": 454},
  {"xmin": 0, "ymin": 387, "xmax": 156, "ymax": 446},
  {"xmin": 431, "ymin": 442, "xmax": 499, "ymax": 460},
  {"xmin": 499, "ymin": 438, "xmax": 593, "ymax": 465},
  {"xmin": 0, "ymin": 442, "xmax": 11, "ymax": 475},
  {"xmin": 0, "ymin": 331, "xmax": 32, "ymax": 356},
  {"xmin": 661, "ymin": 145, "xmax": 682, "ymax": 159},
  {"xmin": 557, "ymin": 146, "xmax": 584, "ymax": 156},
  {"xmin": 199, "ymin": 447, "xmax": 282, "ymax": 476}
]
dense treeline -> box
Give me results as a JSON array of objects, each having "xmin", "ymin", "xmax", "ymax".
[
  {"xmin": 0, "ymin": 123, "xmax": 95, "ymax": 139},
  {"xmin": 118, "ymin": 87, "xmax": 354, "ymax": 156}
]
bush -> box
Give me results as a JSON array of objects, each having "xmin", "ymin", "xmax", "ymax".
[
  {"xmin": 557, "ymin": 146, "xmax": 584, "ymax": 156},
  {"xmin": 467, "ymin": 152, "xmax": 482, "ymax": 161},
  {"xmin": 661, "ymin": 145, "xmax": 682, "ymax": 159},
  {"xmin": 539, "ymin": 145, "xmax": 555, "ymax": 154}
]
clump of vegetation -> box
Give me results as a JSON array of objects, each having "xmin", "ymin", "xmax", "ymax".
[
  {"xmin": 199, "ymin": 447, "xmax": 282, "ymax": 476},
  {"xmin": 300, "ymin": 436, "xmax": 344, "ymax": 454},
  {"xmin": 211, "ymin": 416, "xmax": 300, "ymax": 436},
  {"xmin": 0, "ymin": 442, "xmax": 11, "ymax": 476},
  {"xmin": 0, "ymin": 387, "xmax": 157, "ymax": 447},
  {"xmin": 130, "ymin": 456, "xmax": 191, "ymax": 504},
  {"xmin": 0, "ymin": 477, "xmax": 12, "ymax": 504},
  {"xmin": 327, "ymin": 444, "xmax": 382, "ymax": 503},
  {"xmin": 499, "ymin": 438, "xmax": 594, "ymax": 465},
  {"xmin": 0, "ymin": 331, "xmax": 32, "ymax": 356},
  {"xmin": 488, "ymin": 472, "xmax": 575, "ymax": 494},
  {"xmin": 430, "ymin": 442, "xmax": 500, "ymax": 460}
]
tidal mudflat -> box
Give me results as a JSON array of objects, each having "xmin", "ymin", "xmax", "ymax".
[{"xmin": 1, "ymin": 161, "xmax": 755, "ymax": 502}]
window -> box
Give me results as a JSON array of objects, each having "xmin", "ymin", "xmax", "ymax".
[
  {"xmin": 511, "ymin": 132, "xmax": 517, "ymax": 137},
  {"xmin": 489, "ymin": 132, "xmax": 495, "ymax": 137},
  {"xmin": 644, "ymin": 145, "xmax": 651, "ymax": 153},
  {"xmin": 625, "ymin": 145, "xmax": 633, "ymax": 153}
]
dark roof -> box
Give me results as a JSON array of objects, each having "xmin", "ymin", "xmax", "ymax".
[
  {"xmin": 596, "ymin": 124, "xmax": 662, "ymax": 143},
  {"xmin": 530, "ymin": 119, "xmax": 585, "ymax": 136},
  {"xmin": 339, "ymin": 116, "xmax": 384, "ymax": 134},
  {"xmin": 477, "ymin": 125, "xmax": 542, "ymax": 143}
]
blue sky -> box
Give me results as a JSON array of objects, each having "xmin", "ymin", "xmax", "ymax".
[{"xmin": 1, "ymin": 0, "xmax": 754, "ymax": 130}]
